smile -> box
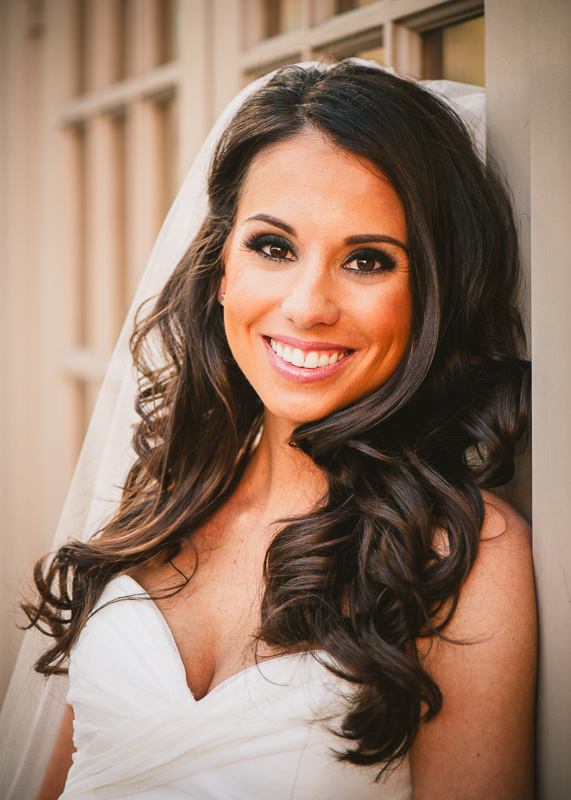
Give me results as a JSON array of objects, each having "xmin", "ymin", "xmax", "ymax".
[
  {"xmin": 269, "ymin": 338, "xmax": 351, "ymax": 369},
  {"xmin": 262, "ymin": 335, "xmax": 355, "ymax": 384}
]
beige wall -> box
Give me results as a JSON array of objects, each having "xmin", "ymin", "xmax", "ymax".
[
  {"xmin": 528, "ymin": 3, "xmax": 571, "ymax": 796},
  {"xmin": 486, "ymin": 2, "xmax": 571, "ymax": 795},
  {"xmin": 2, "ymin": 0, "xmax": 569, "ymax": 796}
]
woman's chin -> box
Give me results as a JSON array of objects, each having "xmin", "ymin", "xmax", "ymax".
[
  {"xmin": 261, "ymin": 395, "xmax": 354, "ymax": 430},
  {"xmin": 262, "ymin": 403, "xmax": 330, "ymax": 430}
]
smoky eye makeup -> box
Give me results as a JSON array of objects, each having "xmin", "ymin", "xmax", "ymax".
[
  {"xmin": 343, "ymin": 247, "xmax": 399, "ymax": 274},
  {"xmin": 242, "ymin": 232, "xmax": 401, "ymax": 274},
  {"xmin": 243, "ymin": 232, "xmax": 296, "ymax": 262}
]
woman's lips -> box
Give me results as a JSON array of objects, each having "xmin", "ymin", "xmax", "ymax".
[{"xmin": 262, "ymin": 336, "xmax": 354, "ymax": 383}]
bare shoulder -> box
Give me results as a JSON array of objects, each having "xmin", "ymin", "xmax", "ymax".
[
  {"xmin": 410, "ymin": 491, "xmax": 537, "ymax": 799},
  {"xmin": 451, "ymin": 490, "xmax": 534, "ymax": 641},
  {"xmin": 479, "ymin": 488, "xmax": 531, "ymax": 546}
]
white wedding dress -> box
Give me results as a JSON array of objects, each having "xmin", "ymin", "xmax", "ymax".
[{"xmin": 60, "ymin": 574, "xmax": 412, "ymax": 799}]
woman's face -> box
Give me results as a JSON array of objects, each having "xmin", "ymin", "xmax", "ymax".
[{"xmin": 221, "ymin": 129, "xmax": 412, "ymax": 427}]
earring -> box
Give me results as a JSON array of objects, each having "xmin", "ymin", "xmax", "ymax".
[{"xmin": 220, "ymin": 293, "xmax": 225, "ymax": 306}]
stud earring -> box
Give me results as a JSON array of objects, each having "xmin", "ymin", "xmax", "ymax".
[{"xmin": 220, "ymin": 293, "xmax": 225, "ymax": 307}]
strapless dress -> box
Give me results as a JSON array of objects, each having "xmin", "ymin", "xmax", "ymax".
[{"xmin": 63, "ymin": 574, "xmax": 411, "ymax": 799}]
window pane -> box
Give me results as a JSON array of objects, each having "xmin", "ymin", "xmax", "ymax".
[
  {"xmin": 156, "ymin": 94, "xmax": 179, "ymax": 217},
  {"xmin": 265, "ymin": 0, "xmax": 303, "ymax": 36},
  {"xmin": 111, "ymin": 113, "xmax": 128, "ymax": 318},
  {"xmin": 119, "ymin": 0, "xmax": 134, "ymax": 78},
  {"xmin": 423, "ymin": 15, "xmax": 485, "ymax": 86},
  {"xmin": 355, "ymin": 44, "xmax": 384, "ymax": 64},
  {"xmin": 158, "ymin": 0, "xmax": 178, "ymax": 64},
  {"xmin": 77, "ymin": 0, "xmax": 88, "ymax": 93},
  {"xmin": 442, "ymin": 16, "xmax": 484, "ymax": 85},
  {"xmin": 114, "ymin": 0, "xmax": 129, "ymax": 81},
  {"xmin": 322, "ymin": 27, "xmax": 383, "ymax": 64},
  {"xmin": 335, "ymin": 0, "xmax": 377, "ymax": 11}
]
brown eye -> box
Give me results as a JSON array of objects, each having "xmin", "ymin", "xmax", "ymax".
[
  {"xmin": 243, "ymin": 233, "xmax": 296, "ymax": 262},
  {"xmin": 344, "ymin": 249, "xmax": 398, "ymax": 274},
  {"xmin": 267, "ymin": 244, "xmax": 289, "ymax": 259},
  {"xmin": 355, "ymin": 257, "xmax": 376, "ymax": 272}
]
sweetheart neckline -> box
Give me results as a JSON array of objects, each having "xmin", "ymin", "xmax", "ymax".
[{"xmin": 107, "ymin": 573, "xmax": 326, "ymax": 702}]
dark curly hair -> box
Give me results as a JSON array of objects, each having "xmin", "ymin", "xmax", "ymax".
[{"xmin": 24, "ymin": 62, "xmax": 529, "ymax": 771}]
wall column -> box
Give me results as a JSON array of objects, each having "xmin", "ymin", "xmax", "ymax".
[
  {"xmin": 487, "ymin": 1, "xmax": 571, "ymax": 797},
  {"xmin": 529, "ymin": 1, "xmax": 571, "ymax": 797}
]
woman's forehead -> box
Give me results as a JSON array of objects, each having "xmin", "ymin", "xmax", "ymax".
[{"xmin": 236, "ymin": 129, "xmax": 406, "ymax": 239}]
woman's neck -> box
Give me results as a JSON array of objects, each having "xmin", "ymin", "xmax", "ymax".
[{"xmin": 237, "ymin": 411, "xmax": 327, "ymax": 522}]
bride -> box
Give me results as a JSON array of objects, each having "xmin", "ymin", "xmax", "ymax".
[{"xmin": 8, "ymin": 61, "xmax": 536, "ymax": 799}]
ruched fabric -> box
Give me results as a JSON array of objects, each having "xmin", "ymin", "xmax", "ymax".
[{"xmin": 63, "ymin": 575, "xmax": 411, "ymax": 799}]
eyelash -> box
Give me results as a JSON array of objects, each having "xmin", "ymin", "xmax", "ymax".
[
  {"xmin": 344, "ymin": 248, "xmax": 398, "ymax": 274},
  {"xmin": 243, "ymin": 233, "xmax": 398, "ymax": 275},
  {"xmin": 243, "ymin": 233, "xmax": 294, "ymax": 262}
]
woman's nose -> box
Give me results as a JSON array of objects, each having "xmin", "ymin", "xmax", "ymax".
[{"xmin": 280, "ymin": 260, "xmax": 340, "ymax": 329}]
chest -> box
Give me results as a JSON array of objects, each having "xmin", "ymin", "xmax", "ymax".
[{"xmin": 134, "ymin": 520, "xmax": 278, "ymax": 699}]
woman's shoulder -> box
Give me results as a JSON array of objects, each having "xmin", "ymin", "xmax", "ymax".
[
  {"xmin": 410, "ymin": 490, "xmax": 536, "ymax": 798},
  {"xmin": 453, "ymin": 488, "xmax": 534, "ymax": 640},
  {"xmin": 471, "ymin": 490, "xmax": 534, "ymax": 632},
  {"xmin": 479, "ymin": 488, "xmax": 531, "ymax": 546}
]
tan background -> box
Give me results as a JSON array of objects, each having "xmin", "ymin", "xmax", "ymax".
[{"xmin": 1, "ymin": 1, "xmax": 569, "ymax": 797}]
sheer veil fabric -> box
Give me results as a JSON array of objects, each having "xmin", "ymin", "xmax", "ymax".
[{"xmin": 0, "ymin": 61, "xmax": 485, "ymax": 800}]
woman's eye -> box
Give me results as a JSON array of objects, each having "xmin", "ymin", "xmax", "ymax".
[
  {"xmin": 344, "ymin": 249, "xmax": 397, "ymax": 274},
  {"xmin": 244, "ymin": 233, "xmax": 294, "ymax": 262},
  {"xmin": 264, "ymin": 243, "xmax": 290, "ymax": 259},
  {"xmin": 353, "ymin": 257, "xmax": 377, "ymax": 272}
]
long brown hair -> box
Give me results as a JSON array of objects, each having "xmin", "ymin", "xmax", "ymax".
[{"xmin": 24, "ymin": 62, "xmax": 529, "ymax": 770}]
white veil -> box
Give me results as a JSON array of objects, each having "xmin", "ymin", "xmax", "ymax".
[{"xmin": 0, "ymin": 61, "xmax": 485, "ymax": 800}]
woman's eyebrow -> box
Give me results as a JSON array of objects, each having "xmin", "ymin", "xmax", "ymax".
[
  {"xmin": 244, "ymin": 213, "xmax": 295, "ymax": 235},
  {"xmin": 345, "ymin": 234, "xmax": 408, "ymax": 253}
]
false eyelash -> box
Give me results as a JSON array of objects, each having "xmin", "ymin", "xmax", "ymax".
[
  {"xmin": 343, "ymin": 248, "xmax": 398, "ymax": 274},
  {"xmin": 243, "ymin": 233, "xmax": 295, "ymax": 261}
]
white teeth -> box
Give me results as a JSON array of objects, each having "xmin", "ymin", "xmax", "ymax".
[
  {"xmin": 291, "ymin": 348, "xmax": 305, "ymax": 367},
  {"xmin": 269, "ymin": 338, "xmax": 349, "ymax": 369}
]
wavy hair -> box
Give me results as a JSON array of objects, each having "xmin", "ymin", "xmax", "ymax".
[{"xmin": 24, "ymin": 62, "xmax": 529, "ymax": 770}]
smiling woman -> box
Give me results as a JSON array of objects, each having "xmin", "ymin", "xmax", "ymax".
[
  {"xmin": 14, "ymin": 62, "xmax": 535, "ymax": 800},
  {"xmin": 221, "ymin": 130, "xmax": 412, "ymax": 423}
]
